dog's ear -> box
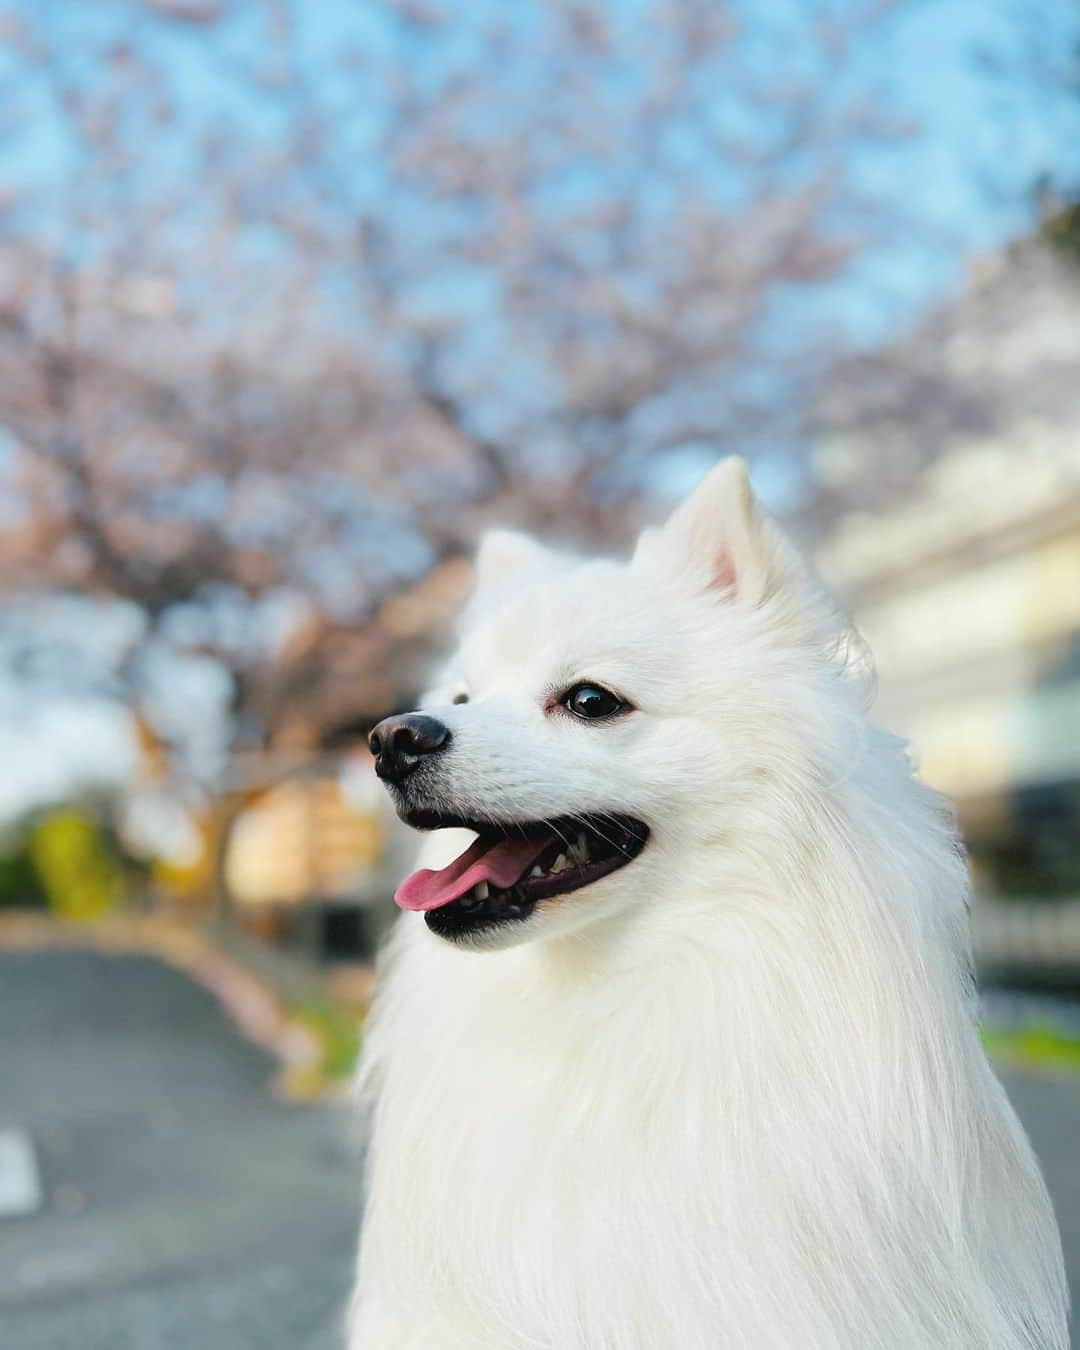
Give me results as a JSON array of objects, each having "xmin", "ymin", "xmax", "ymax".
[
  {"xmin": 473, "ymin": 529, "xmax": 549, "ymax": 595},
  {"xmin": 643, "ymin": 457, "xmax": 777, "ymax": 605},
  {"xmin": 640, "ymin": 457, "xmax": 828, "ymax": 637}
]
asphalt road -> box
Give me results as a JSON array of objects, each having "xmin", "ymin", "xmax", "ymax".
[
  {"xmin": 1, "ymin": 949, "xmax": 1077, "ymax": 1350},
  {"xmin": 0, "ymin": 950, "xmax": 362, "ymax": 1350}
]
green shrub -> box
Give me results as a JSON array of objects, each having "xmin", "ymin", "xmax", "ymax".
[{"xmin": 26, "ymin": 810, "xmax": 124, "ymax": 920}]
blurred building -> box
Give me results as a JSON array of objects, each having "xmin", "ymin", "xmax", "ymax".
[
  {"xmin": 225, "ymin": 775, "xmax": 383, "ymax": 908},
  {"xmin": 817, "ymin": 243, "xmax": 1080, "ymax": 899}
]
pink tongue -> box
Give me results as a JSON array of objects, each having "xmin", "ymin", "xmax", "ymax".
[{"xmin": 395, "ymin": 833, "xmax": 552, "ymax": 911}]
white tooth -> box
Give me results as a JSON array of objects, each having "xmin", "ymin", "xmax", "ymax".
[
  {"xmin": 475, "ymin": 881, "xmax": 489, "ymax": 900},
  {"xmin": 529, "ymin": 865, "xmax": 544, "ymax": 877},
  {"xmin": 550, "ymin": 853, "xmax": 569, "ymax": 874},
  {"xmin": 577, "ymin": 832, "xmax": 590, "ymax": 861}
]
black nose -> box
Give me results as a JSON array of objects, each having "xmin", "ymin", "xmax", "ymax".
[{"xmin": 369, "ymin": 713, "xmax": 451, "ymax": 784}]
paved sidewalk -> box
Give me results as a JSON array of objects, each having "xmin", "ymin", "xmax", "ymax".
[
  {"xmin": 0, "ymin": 950, "xmax": 361, "ymax": 1350},
  {"xmin": 0, "ymin": 949, "xmax": 1077, "ymax": 1348}
]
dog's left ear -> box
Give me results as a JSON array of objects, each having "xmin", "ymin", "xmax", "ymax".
[
  {"xmin": 639, "ymin": 457, "xmax": 826, "ymax": 636},
  {"xmin": 473, "ymin": 529, "xmax": 549, "ymax": 593}
]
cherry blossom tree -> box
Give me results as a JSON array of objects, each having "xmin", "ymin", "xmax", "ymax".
[{"xmin": 0, "ymin": 0, "xmax": 912, "ymax": 766}]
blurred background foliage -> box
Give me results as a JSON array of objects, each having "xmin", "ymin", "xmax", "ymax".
[
  {"xmin": 0, "ymin": 806, "xmax": 126, "ymax": 917},
  {"xmin": 24, "ymin": 809, "xmax": 127, "ymax": 920}
]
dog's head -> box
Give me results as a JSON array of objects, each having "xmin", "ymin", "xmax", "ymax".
[{"xmin": 370, "ymin": 457, "xmax": 856, "ymax": 949}]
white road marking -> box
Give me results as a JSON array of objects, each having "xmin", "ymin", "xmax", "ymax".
[{"xmin": 0, "ymin": 1128, "xmax": 43, "ymax": 1218}]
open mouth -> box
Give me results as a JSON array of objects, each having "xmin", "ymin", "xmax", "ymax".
[{"xmin": 395, "ymin": 813, "xmax": 649, "ymax": 941}]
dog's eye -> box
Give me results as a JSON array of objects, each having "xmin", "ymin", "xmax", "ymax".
[
  {"xmin": 563, "ymin": 683, "xmax": 624, "ymax": 721},
  {"xmin": 451, "ymin": 693, "xmax": 469, "ymax": 705}
]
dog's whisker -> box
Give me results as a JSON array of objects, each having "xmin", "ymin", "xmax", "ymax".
[
  {"xmin": 566, "ymin": 811, "xmax": 636, "ymax": 861},
  {"xmin": 547, "ymin": 821, "xmax": 575, "ymax": 851}
]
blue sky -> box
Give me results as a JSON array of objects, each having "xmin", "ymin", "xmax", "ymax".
[{"xmin": 832, "ymin": 0, "xmax": 1080, "ymax": 337}]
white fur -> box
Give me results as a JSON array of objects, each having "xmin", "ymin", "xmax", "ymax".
[{"xmin": 350, "ymin": 460, "xmax": 1068, "ymax": 1349}]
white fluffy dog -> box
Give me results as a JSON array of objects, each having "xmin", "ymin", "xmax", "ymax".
[{"xmin": 351, "ymin": 459, "xmax": 1068, "ymax": 1349}]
